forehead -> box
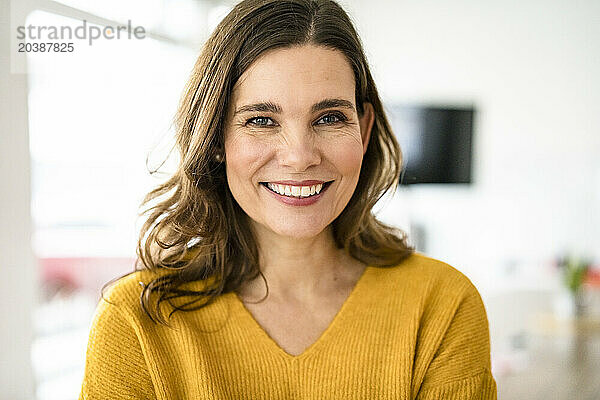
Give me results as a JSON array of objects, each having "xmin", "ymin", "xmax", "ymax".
[{"xmin": 231, "ymin": 45, "xmax": 356, "ymax": 109}]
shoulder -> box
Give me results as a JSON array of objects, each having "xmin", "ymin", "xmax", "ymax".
[
  {"xmin": 100, "ymin": 268, "xmax": 173, "ymax": 318},
  {"xmin": 84, "ymin": 270, "xmax": 162, "ymax": 352},
  {"xmin": 82, "ymin": 273, "xmax": 158, "ymax": 398},
  {"xmin": 102, "ymin": 268, "xmax": 158, "ymax": 302},
  {"xmin": 100, "ymin": 267, "xmax": 223, "ymax": 324},
  {"xmin": 368, "ymin": 252, "xmax": 488, "ymax": 328},
  {"xmin": 374, "ymin": 251, "xmax": 479, "ymax": 296},
  {"xmin": 396, "ymin": 255, "xmax": 494, "ymax": 391}
]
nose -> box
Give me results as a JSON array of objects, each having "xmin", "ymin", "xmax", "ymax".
[{"xmin": 278, "ymin": 129, "xmax": 322, "ymax": 172}]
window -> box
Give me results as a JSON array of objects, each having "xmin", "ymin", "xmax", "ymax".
[{"xmin": 24, "ymin": 3, "xmax": 216, "ymax": 398}]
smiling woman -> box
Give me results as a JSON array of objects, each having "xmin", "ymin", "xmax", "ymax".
[
  {"xmin": 224, "ymin": 45, "xmax": 372, "ymax": 244},
  {"xmin": 78, "ymin": 0, "xmax": 497, "ymax": 399}
]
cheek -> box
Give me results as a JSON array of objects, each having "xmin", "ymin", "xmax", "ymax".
[
  {"xmin": 224, "ymin": 135, "xmax": 268, "ymax": 189},
  {"xmin": 325, "ymin": 136, "xmax": 364, "ymax": 179}
]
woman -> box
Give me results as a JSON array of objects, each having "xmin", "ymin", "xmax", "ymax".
[{"xmin": 79, "ymin": 0, "xmax": 497, "ymax": 398}]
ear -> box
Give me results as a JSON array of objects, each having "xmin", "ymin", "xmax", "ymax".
[{"xmin": 358, "ymin": 102, "xmax": 375, "ymax": 155}]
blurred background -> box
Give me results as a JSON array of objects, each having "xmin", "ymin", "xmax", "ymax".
[{"xmin": 1, "ymin": 0, "xmax": 599, "ymax": 399}]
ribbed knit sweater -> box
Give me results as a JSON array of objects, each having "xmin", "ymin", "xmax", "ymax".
[{"xmin": 79, "ymin": 252, "xmax": 497, "ymax": 399}]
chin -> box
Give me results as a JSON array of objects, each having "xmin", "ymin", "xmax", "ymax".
[{"xmin": 268, "ymin": 223, "xmax": 328, "ymax": 240}]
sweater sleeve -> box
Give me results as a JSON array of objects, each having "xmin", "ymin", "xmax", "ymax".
[
  {"xmin": 78, "ymin": 298, "xmax": 156, "ymax": 400},
  {"xmin": 416, "ymin": 282, "xmax": 497, "ymax": 400}
]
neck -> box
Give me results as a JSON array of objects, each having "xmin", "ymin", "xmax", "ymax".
[{"xmin": 239, "ymin": 223, "xmax": 365, "ymax": 303}]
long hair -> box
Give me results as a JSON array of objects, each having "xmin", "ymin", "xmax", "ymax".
[{"xmin": 103, "ymin": 0, "xmax": 414, "ymax": 326}]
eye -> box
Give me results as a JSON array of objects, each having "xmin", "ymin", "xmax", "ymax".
[
  {"xmin": 316, "ymin": 112, "xmax": 347, "ymax": 125},
  {"xmin": 246, "ymin": 116, "xmax": 276, "ymax": 127}
]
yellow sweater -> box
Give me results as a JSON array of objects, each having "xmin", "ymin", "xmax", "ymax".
[{"xmin": 79, "ymin": 252, "xmax": 497, "ymax": 399}]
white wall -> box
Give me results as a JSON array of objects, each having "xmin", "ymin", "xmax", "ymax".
[
  {"xmin": 345, "ymin": 0, "xmax": 600, "ymax": 290},
  {"xmin": 0, "ymin": 0, "xmax": 37, "ymax": 398}
]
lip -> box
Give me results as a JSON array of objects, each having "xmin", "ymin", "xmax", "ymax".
[
  {"xmin": 261, "ymin": 180, "xmax": 333, "ymax": 206},
  {"xmin": 260, "ymin": 179, "xmax": 332, "ymax": 186}
]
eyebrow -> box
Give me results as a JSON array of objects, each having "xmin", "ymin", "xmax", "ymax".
[{"xmin": 233, "ymin": 98, "xmax": 355, "ymax": 116}]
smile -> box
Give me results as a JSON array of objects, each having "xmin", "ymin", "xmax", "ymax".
[{"xmin": 260, "ymin": 181, "xmax": 334, "ymax": 199}]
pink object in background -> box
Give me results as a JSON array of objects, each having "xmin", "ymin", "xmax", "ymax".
[{"xmin": 39, "ymin": 257, "xmax": 137, "ymax": 300}]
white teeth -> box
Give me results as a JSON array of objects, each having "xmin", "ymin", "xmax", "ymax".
[
  {"xmin": 265, "ymin": 182, "xmax": 327, "ymax": 198},
  {"xmin": 300, "ymin": 186, "xmax": 311, "ymax": 196}
]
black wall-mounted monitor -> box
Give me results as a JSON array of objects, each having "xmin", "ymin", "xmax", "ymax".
[{"xmin": 386, "ymin": 105, "xmax": 475, "ymax": 185}]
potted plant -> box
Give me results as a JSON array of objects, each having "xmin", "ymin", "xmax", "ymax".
[{"xmin": 554, "ymin": 254, "xmax": 591, "ymax": 318}]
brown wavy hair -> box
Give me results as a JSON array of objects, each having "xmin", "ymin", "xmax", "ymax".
[{"xmin": 103, "ymin": 0, "xmax": 414, "ymax": 326}]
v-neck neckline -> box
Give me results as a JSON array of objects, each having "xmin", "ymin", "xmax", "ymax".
[{"xmin": 228, "ymin": 264, "xmax": 374, "ymax": 362}]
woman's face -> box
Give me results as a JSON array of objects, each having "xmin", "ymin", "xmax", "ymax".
[{"xmin": 223, "ymin": 44, "xmax": 373, "ymax": 240}]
